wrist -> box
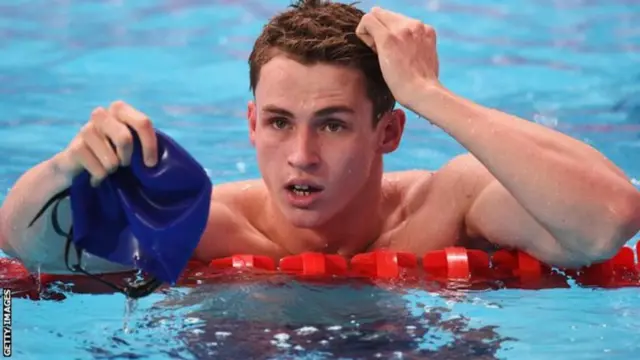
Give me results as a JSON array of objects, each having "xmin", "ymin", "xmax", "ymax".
[
  {"xmin": 408, "ymin": 82, "xmax": 482, "ymax": 129},
  {"xmin": 403, "ymin": 80, "xmax": 448, "ymax": 117},
  {"xmin": 50, "ymin": 150, "xmax": 79, "ymax": 187}
]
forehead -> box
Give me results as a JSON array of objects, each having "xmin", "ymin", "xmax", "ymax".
[{"xmin": 254, "ymin": 55, "xmax": 370, "ymax": 112}]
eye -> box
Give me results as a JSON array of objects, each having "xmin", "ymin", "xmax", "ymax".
[
  {"xmin": 322, "ymin": 120, "xmax": 346, "ymax": 132},
  {"xmin": 269, "ymin": 117, "xmax": 289, "ymax": 130}
]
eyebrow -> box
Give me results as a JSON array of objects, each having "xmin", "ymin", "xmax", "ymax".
[{"xmin": 262, "ymin": 104, "xmax": 355, "ymax": 117}]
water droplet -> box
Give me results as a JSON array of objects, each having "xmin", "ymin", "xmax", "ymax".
[
  {"xmin": 533, "ymin": 113, "xmax": 558, "ymax": 128},
  {"xmin": 122, "ymin": 297, "xmax": 139, "ymax": 334},
  {"xmin": 35, "ymin": 264, "xmax": 42, "ymax": 292}
]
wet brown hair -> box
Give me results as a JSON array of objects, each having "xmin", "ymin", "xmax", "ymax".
[{"xmin": 248, "ymin": 0, "xmax": 395, "ymax": 125}]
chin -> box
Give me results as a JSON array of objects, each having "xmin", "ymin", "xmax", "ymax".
[
  {"xmin": 281, "ymin": 207, "xmax": 334, "ymax": 229},
  {"xmin": 272, "ymin": 188, "xmax": 349, "ymax": 229}
]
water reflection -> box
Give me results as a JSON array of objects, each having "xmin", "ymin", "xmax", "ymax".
[{"xmin": 95, "ymin": 275, "xmax": 517, "ymax": 359}]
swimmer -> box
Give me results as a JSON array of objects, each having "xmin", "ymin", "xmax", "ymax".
[{"xmin": 1, "ymin": 0, "xmax": 639, "ymax": 277}]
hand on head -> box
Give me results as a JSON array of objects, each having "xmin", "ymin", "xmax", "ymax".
[
  {"xmin": 60, "ymin": 101, "xmax": 159, "ymax": 187},
  {"xmin": 356, "ymin": 7, "xmax": 440, "ymax": 110}
]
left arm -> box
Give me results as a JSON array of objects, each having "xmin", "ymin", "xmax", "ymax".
[
  {"xmin": 413, "ymin": 84, "xmax": 640, "ymax": 267},
  {"xmin": 356, "ymin": 6, "xmax": 640, "ymax": 267}
]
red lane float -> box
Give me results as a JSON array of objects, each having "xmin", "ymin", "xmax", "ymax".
[
  {"xmin": 280, "ymin": 253, "xmax": 347, "ymax": 276},
  {"xmin": 351, "ymin": 250, "xmax": 417, "ymax": 278},
  {"xmin": 2, "ymin": 244, "xmax": 640, "ymax": 300},
  {"xmin": 210, "ymin": 254, "xmax": 276, "ymax": 271},
  {"xmin": 423, "ymin": 248, "xmax": 491, "ymax": 280},
  {"xmin": 572, "ymin": 246, "xmax": 638, "ymax": 288},
  {"xmin": 0, "ymin": 258, "xmax": 40, "ymax": 300}
]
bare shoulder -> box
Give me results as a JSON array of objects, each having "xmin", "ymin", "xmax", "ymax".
[
  {"xmin": 207, "ymin": 178, "xmax": 271, "ymax": 229},
  {"xmin": 377, "ymin": 154, "xmax": 497, "ymax": 251},
  {"xmin": 383, "ymin": 154, "xmax": 493, "ymax": 210},
  {"xmin": 193, "ymin": 179, "xmax": 282, "ymax": 261},
  {"xmin": 210, "ymin": 178, "xmax": 268, "ymax": 213}
]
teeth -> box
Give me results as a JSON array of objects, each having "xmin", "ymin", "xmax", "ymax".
[
  {"xmin": 293, "ymin": 189, "xmax": 310, "ymax": 196},
  {"xmin": 289, "ymin": 184, "xmax": 319, "ymax": 197}
]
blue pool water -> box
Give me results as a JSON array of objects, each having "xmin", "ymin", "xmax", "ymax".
[{"xmin": 1, "ymin": 0, "xmax": 640, "ymax": 358}]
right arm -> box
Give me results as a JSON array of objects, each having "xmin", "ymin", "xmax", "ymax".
[
  {"xmin": 0, "ymin": 152, "xmax": 131, "ymax": 273},
  {"xmin": 0, "ymin": 101, "xmax": 158, "ymax": 274}
]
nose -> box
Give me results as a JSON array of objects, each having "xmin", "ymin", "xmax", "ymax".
[{"xmin": 287, "ymin": 128, "xmax": 320, "ymax": 172}]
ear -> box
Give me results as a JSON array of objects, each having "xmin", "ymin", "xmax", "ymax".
[
  {"xmin": 247, "ymin": 100, "xmax": 257, "ymax": 147},
  {"xmin": 377, "ymin": 109, "xmax": 406, "ymax": 154}
]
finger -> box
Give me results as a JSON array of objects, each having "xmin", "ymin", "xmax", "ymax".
[
  {"xmin": 356, "ymin": 12, "xmax": 387, "ymax": 51},
  {"xmin": 109, "ymin": 101, "xmax": 158, "ymax": 167},
  {"xmin": 94, "ymin": 111, "xmax": 134, "ymax": 166},
  {"xmin": 370, "ymin": 6, "xmax": 412, "ymax": 28},
  {"xmin": 69, "ymin": 137, "xmax": 109, "ymax": 187},
  {"xmin": 81, "ymin": 122, "xmax": 120, "ymax": 175}
]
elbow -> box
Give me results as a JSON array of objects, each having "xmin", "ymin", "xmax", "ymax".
[
  {"xmin": 0, "ymin": 208, "xmax": 16, "ymax": 258},
  {"xmin": 0, "ymin": 206, "xmax": 8, "ymax": 250},
  {"xmin": 0, "ymin": 204, "xmax": 26, "ymax": 260},
  {"xmin": 582, "ymin": 188, "xmax": 640, "ymax": 263},
  {"xmin": 612, "ymin": 186, "xmax": 640, "ymax": 247}
]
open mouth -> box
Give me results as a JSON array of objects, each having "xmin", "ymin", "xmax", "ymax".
[{"xmin": 286, "ymin": 184, "xmax": 323, "ymax": 197}]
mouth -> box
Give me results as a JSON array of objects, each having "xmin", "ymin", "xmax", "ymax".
[
  {"xmin": 285, "ymin": 183, "xmax": 324, "ymax": 197},
  {"xmin": 283, "ymin": 180, "xmax": 325, "ymax": 208}
]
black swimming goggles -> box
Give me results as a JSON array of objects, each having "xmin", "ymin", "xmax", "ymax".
[{"xmin": 28, "ymin": 188, "xmax": 164, "ymax": 299}]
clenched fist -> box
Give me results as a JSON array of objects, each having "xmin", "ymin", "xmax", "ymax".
[
  {"xmin": 58, "ymin": 101, "xmax": 159, "ymax": 187},
  {"xmin": 356, "ymin": 7, "xmax": 440, "ymax": 111}
]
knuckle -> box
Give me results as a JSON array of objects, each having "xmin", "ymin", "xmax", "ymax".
[
  {"xmin": 90, "ymin": 107, "xmax": 106, "ymax": 122},
  {"xmin": 109, "ymin": 100, "xmax": 126, "ymax": 112},
  {"xmin": 79, "ymin": 123, "xmax": 94, "ymax": 137},
  {"xmin": 362, "ymin": 10, "xmax": 380, "ymax": 22},
  {"xmin": 90, "ymin": 106, "xmax": 105, "ymax": 117},
  {"xmin": 67, "ymin": 140, "xmax": 84, "ymax": 157},
  {"xmin": 136, "ymin": 115, "xmax": 153, "ymax": 129},
  {"xmin": 424, "ymin": 24, "xmax": 435, "ymax": 36},
  {"xmin": 396, "ymin": 26, "xmax": 412, "ymax": 38}
]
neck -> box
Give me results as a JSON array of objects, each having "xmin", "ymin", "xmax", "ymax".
[
  {"xmin": 318, "ymin": 163, "xmax": 385, "ymax": 254},
  {"xmin": 268, "ymin": 161, "xmax": 386, "ymax": 256}
]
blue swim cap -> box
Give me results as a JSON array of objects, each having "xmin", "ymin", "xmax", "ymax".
[{"xmin": 68, "ymin": 129, "xmax": 212, "ymax": 284}]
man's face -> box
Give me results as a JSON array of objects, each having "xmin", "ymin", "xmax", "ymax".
[{"xmin": 248, "ymin": 55, "xmax": 404, "ymax": 228}]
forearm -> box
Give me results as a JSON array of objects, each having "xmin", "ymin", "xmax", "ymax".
[
  {"xmin": 0, "ymin": 152, "xmax": 73, "ymax": 258},
  {"xmin": 411, "ymin": 84, "xmax": 640, "ymax": 255},
  {"xmin": 0, "ymin": 153, "xmax": 130, "ymax": 273}
]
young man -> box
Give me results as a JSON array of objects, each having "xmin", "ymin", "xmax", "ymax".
[{"xmin": 1, "ymin": 1, "xmax": 639, "ymax": 276}]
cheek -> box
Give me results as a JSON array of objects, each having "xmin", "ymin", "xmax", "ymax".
[
  {"xmin": 255, "ymin": 134, "xmax": 283, "ymax": 175},
  {"xmin": 326, "ymin": 142, "xmax": 374, "ymax": 184}
]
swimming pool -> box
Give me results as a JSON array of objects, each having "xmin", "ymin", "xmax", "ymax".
[{"xmin": 1, "ymin": 0, "xmax": 639, "ymax": 358}]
